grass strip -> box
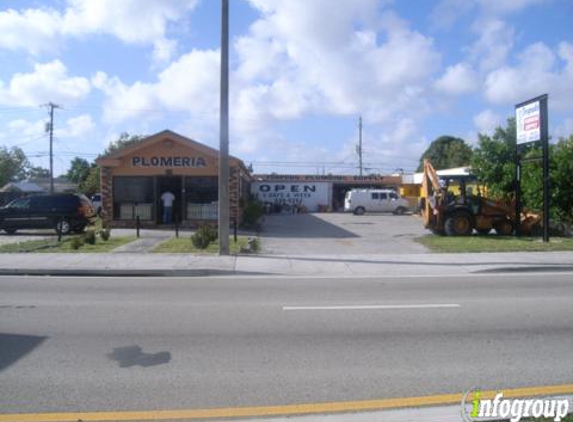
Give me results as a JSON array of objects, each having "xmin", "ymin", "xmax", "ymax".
[
  {"xmin": 153, "ymin": 236, "xmax": 252, "ymax": 254},
  {"xmin": 415, "ymin": 234, "xmax": 573, "ymax": 253}
]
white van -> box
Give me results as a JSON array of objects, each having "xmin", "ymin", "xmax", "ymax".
[{"xmin": 344, "ymin": 189, "xmax": 409, "ymax": 215}]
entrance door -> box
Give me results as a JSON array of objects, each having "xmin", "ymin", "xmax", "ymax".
[{"xmin": 157, "ymin": 176, "xmax": 182, "ymax": 224}]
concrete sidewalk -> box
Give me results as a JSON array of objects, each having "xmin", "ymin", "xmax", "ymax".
[{"xmin": 0, "ymin": 251, "xmax": 571, "ymax": 277}]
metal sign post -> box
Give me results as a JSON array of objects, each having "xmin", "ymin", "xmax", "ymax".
[{"xmin": 515, "ymin": 94, "xmax": 549, "ymax": 242}]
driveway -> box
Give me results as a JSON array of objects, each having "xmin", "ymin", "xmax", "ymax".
[{"xmin": 259, "ymin": 212, "xmax": 428, "ymax": 254}]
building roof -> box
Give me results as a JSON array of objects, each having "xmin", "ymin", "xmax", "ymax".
[
  {"xmin": 96, "ymin": 129, "xmax": 251, "ymax": 175},
  {"xmin": 0, "ymin": 181, "xmax": 44, "ymax": 193},
  {"xmin": 410, "ymin": 166, "xmax": 472, "ymax": 184},
  {"xmin": 253, "ymin": 174, "xmax": 402, "ymax": 185}
]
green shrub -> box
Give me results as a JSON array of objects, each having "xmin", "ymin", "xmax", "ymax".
[
  {"xmin": 191, "ymin": 224, "xmax": 218, "ymax": 249},
  {"xmin": 84, "ymin": 230, "xmax": 96, "ymax": 245},
  {"xmin": 242, "ymin": 200, "xmax": 264, "ymax": 229},
  {"xmin": 70, "ymin": 237, "xmax": 84, "ymax": 250},
  {"xmin": 100, "ymin": 228, "xmax": 111, "ymax": 241},
  {"xmin": 249, "ymin": 237, "xmax": 260, "ymax": 253}
]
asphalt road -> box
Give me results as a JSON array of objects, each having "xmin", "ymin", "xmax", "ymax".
[{"xmin": 1, "ymin": 273, "xmax": 573, "ymax": 415}]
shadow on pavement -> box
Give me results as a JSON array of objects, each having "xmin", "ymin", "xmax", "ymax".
[
  {"xmin": 0, "ymin": 333, "xmax": 47, "ymax": 371},
  {"xmin": 107, "ymin": 345, "xmax": 171, "ymax": 368},
  {"xmin": 260, "ymin": 214, "xmax": 359, "ymax": 239}
]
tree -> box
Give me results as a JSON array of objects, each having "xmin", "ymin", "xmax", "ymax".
[
  {"xmin": 550, "ymin": 135, "xmax": 573, "ymax": 221},
  {"xmin": 417, "ymin": 136, "xmax": 472, "ymax": 171},
  {"xmin": 0, "ymin": 146, "xmax": 29, "ymax": 187},
  {"xmin": 471, "ymin": 118, "xmax": 573, "ymax": 222},
  {"xmin": 66, "ymin": 157, "xmax": 91, "ymax": 184},
  {"xmin": 79, "ymin": 165, "xmax": 100, "ymax": 197},
  {"xmin": 102, "ymin": 132, "xmax": 145, "ymax": 156},
  {"xmin": 27, "ymin": 166, "xmax": 51, "ymax": 179},
  {"xmin": 470, "ymin": 118, "xmax": 516, "ymax": 201}
]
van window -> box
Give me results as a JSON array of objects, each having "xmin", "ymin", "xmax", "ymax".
[
  {"xmin": 371, "ymin": 193, "xmax": 379, "ymax": 199},
  {"xmin": 9, "ymin": 198, "xmax": 31, "ymax": 209},
  {"xmin": 379, "ymin": 192, "xmax": 388, "ymax": 200},
  {"xmin": 389, "ymin": 192, "xmax": 398, "ymax": 200}
]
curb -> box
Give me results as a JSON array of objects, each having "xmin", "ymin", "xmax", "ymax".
[{"xmin": 0, "ymin": 268, "xmax": 269, "ymax": 277}]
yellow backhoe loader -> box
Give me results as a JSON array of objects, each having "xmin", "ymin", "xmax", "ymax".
[{"xmin": 420, "ymin": 159, "xmax": 541, "ymax": 236}]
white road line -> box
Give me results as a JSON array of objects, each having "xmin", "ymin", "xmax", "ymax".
[{"xmin": 282, "ymin": 303, "xmax": 461, "ymax": 311}]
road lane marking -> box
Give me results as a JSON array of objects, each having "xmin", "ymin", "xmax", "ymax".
[
  {"xmin": 1, "ymin": 384, "xmax": 573, "ymax": 421},
  {"xmin": 282, "ymin": 303, "xmax": 461, "ymax": 311}
]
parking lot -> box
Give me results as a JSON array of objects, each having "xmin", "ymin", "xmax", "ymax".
[{"xmin": 259, "ymin": 212, "xmax": 428, "ymax": 255}]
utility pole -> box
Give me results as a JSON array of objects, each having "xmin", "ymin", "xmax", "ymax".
[
  {"xmin": 218, "ymin": 0, "xmax": 230, "ymax": 255},
  {"xmin": 44, "ymin": 102, "xmax": 61, "ymax": 194},
  {"xmin": 357, "ymin": 115, "xmax": 363, "ymax": 177}
]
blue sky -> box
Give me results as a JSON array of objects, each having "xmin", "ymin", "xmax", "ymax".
[{"xmin": 0, "ymin": 0, "xmax": 572, "ymax": 176}]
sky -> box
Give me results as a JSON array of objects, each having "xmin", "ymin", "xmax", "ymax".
[{"xmin": 0, "ymin": 0, "xmax": 572, "ymax": 177}]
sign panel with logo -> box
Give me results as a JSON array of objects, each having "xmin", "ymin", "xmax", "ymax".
[
  {"xmin": 251, "ymin": 182, "xmax": 329, "ymax": 212},
  {"xmin": 516, "ymin": 101, "xmax": 541, "ymax": 145},
  {"xmin": 514, "ymin": 94, "xmax": 549, "ymax": 241}
]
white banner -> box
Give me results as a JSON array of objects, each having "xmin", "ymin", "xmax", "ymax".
[{"xmin": 251, "ymin": 182, "xmax": 330, "ymax": 212}]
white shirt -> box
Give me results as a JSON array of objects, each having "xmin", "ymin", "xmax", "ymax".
[{"xmin": 161, "ymin": 192, "xmax": 175, "ymax": 207}]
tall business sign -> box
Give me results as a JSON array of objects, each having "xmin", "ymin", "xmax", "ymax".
[{"xmin": 515, "ymin": 94, "xmax": 549, "ymax": 241}]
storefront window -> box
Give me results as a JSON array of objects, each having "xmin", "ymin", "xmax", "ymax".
[
  {"xmin": 184, "ymin": 177, "xmax": 218, "ymax": 220},
  {"xmin": 113, "ymin": 176, "xmax": 154, "ymax": 220}
]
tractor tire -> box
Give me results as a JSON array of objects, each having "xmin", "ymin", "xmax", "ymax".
[
  {"xmin": 494, "ymin": 219, "xmax": 514, "ymax": 236},
  {"xmin": 444, "ymin": 211, "xmax": 473, "ymax": 236},
  {"xmin": 354, "ymin": 206, "xmax": 365, "ymax": 215}
]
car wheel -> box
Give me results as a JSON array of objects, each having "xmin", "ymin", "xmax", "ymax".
[
  {"xmin": 354, "ymin": 206, "xmax": 365, "ymax": 215},
  {"xmin": 4, "ymin": 228, "xmax": 17, "ymax": 235},
  {"xmin": 55, "ymin": 219, "xmax": 72, "ymax": 235},
  {"xmin": 393, "ymin": 206, "xmax": 406, "ymax": 215},
  {"xmin": 444, "ymin": 211, "xmax": 473, "ymax": 236}
]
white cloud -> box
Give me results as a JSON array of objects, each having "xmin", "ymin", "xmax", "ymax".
[
  {"xmin": 92, "ymin": 0, "xmax": 441, "ymax": 162},
  {"xmin": 59, "ymin": 114, "xmax": 96, "ymax": 138},
  {"xmin": 235, "ymin": 2, "xmax": 440, "ymax": 127},
  {"xmin": 0, "ymin": 60, "xmax": 91, "ymax": 106},
  {"xmin": 0, "ymin": 0, "xmax": 199, "ymax": 62},
  {"xmin": 430, "ymin": 0, "xmax": 476, "ymax": 29},
  {"xmin": 430, "ymin": 0, "xmax": 544, "ymax": 28},
  {"xmin": 0, "ymin": 7, "xmax": 63, "ymax": 54},
  {"xmin": 434, "ymin": 63, "xmax": 478, "ymax": 94},
  {"xmin": 92, "ymin": 49, "xmax": 220, "ymax": 123},
  {"xmin": 476, "ymin": 0, "xmax": 545, "ymax": 16},
  {"xmin": 470, "ymin": 19, "xmax": 514, "ymax": 71},
  {"xmin": 6, "ymin": 118, "xmax": 47, "ymax": 138},
  {"xmin": 473, "ymin": 109, "xmax": 502, "ymax": 135},
  {"xmin": 484, "ymin": 42, "xmax": 573, "ymax": 111}
]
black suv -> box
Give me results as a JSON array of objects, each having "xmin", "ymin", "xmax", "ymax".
[{"xmin": 0, "ymin": 194, "xmax": 96, "ymax": 235}]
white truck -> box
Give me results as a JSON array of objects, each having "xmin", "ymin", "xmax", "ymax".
[{"xmin": 344, "ymin": 189, "xmax": 409, "ymax": 215}]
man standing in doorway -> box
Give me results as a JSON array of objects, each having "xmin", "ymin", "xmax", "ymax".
[{"xmin": 161, "ymin": 190, "xmax": 176, "ymax": 224}]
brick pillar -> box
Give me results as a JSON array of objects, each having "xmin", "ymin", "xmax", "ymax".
[
  {"xmin": 100, "ymin": 166, "xmax": 113, "ymax": 227},
  {"xmin": 229, "ymin": 167, "xmax": 240, "ymax": 222}
]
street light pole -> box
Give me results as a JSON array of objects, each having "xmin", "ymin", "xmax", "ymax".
[{"xmin": 218, "ymin": 0, "xmax": 230, "ymax": 255}]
